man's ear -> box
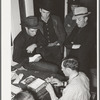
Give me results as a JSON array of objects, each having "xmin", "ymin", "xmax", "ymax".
[
  {"xmin": 25, "ymin": 27, "xmax": 28, "ymax": 32},
  {"xmin": 85, "ymin": 17, "xmax": 88, "ymax": 22},
  {"xmin": 39, "ymin": 8, "xmax": 42, "ymax": 13},
  {"xmin": 67, "ymin": 67, "xmax": 72, "ymax": 73}
]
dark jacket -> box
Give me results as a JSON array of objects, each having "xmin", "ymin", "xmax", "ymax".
[
  {"xmin": 13, "ymin": 29, "xmax": 47, "ymax": 65},
  {"xmin": 39, "ymin": 15, "xmax": 66, "ymax": 45},
  {"xmin": 65, "ymin": 24, "xmax": 96, "ymax": 74}
]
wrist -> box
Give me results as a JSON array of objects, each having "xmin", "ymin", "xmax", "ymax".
[{"xmin": 62, "ymin": 81, "xmax": 67, "ymax": 87}]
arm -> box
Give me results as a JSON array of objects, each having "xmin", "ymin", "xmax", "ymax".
[
  {"xmin": 45, "ymin": 77, "xmax": 63, "ymax": 87},
  {"xmin": 26, "ymin": 44, "xmax": 37, "ymax": 53},
  {"xmin": 36, "ymin": 30, "xmax": 48, "ymax": 48},
  {"xmin": 13, "ymin": 34, "xmax": 29, "ymax": 64},
  {"xmin": 52, "ymin": 15, "xmax": 66, "ymax": 46},
  {"xmin": 64, "ymin": 26, "xmax": 80, "ymax": 49},
  {"xmin": 46, "ymin": 83, "xmax": 59, "ymax": 100}
]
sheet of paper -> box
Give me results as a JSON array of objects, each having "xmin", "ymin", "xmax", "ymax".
[
  {"xmin": 11, "ymin": 84, "xmax": 22, "ymax": 94},
  {"xmin": 28, "ymin": 78, "xmax": 45, "ymax": 89},
  {"xmin": 11, "ymin": 71, "xmax": 18, "ymax": 80},
  {"xmin": 13, "ymin": 73, "xmax": 24, "ymax": 84}
]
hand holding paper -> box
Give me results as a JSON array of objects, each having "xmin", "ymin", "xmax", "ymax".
[
  {"xmin": 29, "ymin": 54, "xmax": 42, "ymax": 62},
  {"xmin": 26, "ymin": 44, "xmax": 37, "ymax": 53},
  {"xmin": 72, "ymin": 44, "xmax": 81, "ymax": 49}
]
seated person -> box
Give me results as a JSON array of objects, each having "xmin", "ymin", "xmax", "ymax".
[
  {"xmin": 13, "ymin": 16, "xmax": 58, "ymax": 73},
  {"xmin": 13, "ymin": 89, "xmax": 38, "ymax": 100},
  {"xmin": 45, "ymin": 58, "xmax": 90, "ymax": 100}
]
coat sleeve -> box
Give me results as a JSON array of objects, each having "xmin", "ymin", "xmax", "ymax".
[
  {"xmin": 13, "ymin": 33, "xmax": 29, "ymax": 64},
  {"xmin": 52, "ymin": 15, "xmax": 67, "ymax": 45}
]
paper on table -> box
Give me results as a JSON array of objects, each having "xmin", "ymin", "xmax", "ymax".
[
  {"xmin": 29, "ymin": 54, "xmax": 41, "ymax": 62},
  {"xmin": 13, "ymin": 73, "xmax": 24, "ymax": 84},
  {"xmin": 11, "ymin": 71, "xmax": 18, "ymax": 80},
  {"xmin": 28, "ymin": 78, "xmax": 45, "ymax": 89},
  {"xmin": 11, "ymin": 84, "xmax": 22, "ymax": 94}
]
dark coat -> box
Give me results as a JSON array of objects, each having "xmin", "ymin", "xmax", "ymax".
[
  {"xmin": 13, "ymin": 29, "xmax": 47, "ymax": 65},
  {"xmin": 65, "ymin": 24, "xmax": 96, "ymax": 74},
  {"xmin": 39, "ymin": 15, "xmax": 66, "ymax": 45},
  {"xmin": 37, "ymin": 15, "xmax": 66, "ymax": 66}
]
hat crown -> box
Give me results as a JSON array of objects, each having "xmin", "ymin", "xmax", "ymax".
[
  {"xmin": 74, "ymin": 7, "xmax": 88, "ymax": 15},
  {"xmin": 39, "ymin": 0, "xmax": 54, "ymax": 11},
  {"xmin": 25, "ymin": 16, "xmax": 38, "ymax": 27},
  {"xmin": 22, "ymin": 16, "xmax": 39, "ymax": 28}
]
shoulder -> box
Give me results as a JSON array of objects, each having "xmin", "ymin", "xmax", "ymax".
[{"xmin": 14, "ymin": 31, "xmax": 26, "ymax": 43}]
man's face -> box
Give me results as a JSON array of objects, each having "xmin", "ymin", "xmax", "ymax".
[
  {"xmin": 75, "ymin": 16, "xmax": 87, "ymax": 28},
  {"xmin": 26, "ymin": 28, "xmax": 37, "ymax": 37},
  {"xmin": 40, "ymin": 8, "xmax": 50, "ymax": 20}
]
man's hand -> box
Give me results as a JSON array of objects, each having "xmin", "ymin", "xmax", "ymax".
[
  {"xmin": 26, "ymin": 44, "xmax": 37, "ymax": 53},
  {"xmin": 45, "ymin": 76, "xmax": 63, "ymax": 87},
  {"xmin": 33, "ymin": 55, "xmax": 42, "ymax": 62},
  {"xmin": 46, "ymin": 83, "xmax": 54, "ymax": 93},
  {"xmin": 46, "ymin": 83, "xmax": 58, "ymax": 100},
  {"xmin": 72, "ymin": 44, "xmax": 81, "ymax": 49},
  {"xmin": 48, "ymin": 41, "xmax": 60, "ymax": 47},
  {"xmin": 29, "ymin": 54, "xmax": 42, "ymax": 62}
]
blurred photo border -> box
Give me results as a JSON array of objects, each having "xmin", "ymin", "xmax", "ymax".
[{"xmin": 1, "ymin": 0, "xmax": 100, "ymax": 100}]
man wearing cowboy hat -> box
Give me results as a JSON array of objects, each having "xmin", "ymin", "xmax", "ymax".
[
  {"xmin": 64, "ymin": 7, "xmax": 96, "ymax": 76},
  {"xmin": 37, "ymin": 0, "xmax": 66, "ymax": 68},
  {"xmin": 13, "ymin": 16, "xmax": 59, "ymax": 72}
]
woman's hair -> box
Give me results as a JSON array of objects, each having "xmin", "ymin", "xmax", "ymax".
[
  {"xmin": 13, "ymin": 88, "xmax": 38, "ymax": 100},
  {"xmin": 62, "ymin": 58, "xmax": 79, "ymax": 71}
]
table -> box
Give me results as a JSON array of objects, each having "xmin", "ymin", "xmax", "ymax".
[{"xmin": 11, "ymin": 69, "xmax": 66, "ymax": 100}]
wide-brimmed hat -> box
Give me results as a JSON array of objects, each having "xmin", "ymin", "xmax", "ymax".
[
  {"xmin": 21, "ymin": 16, "xmax": 39, "ymax": 29},
  {"xmin": 39, "ymin": 0, "xmax": 54, "ymax": 12},
  {"xmin": 72, "ymin": 7, "xmax": 91, "ymax": 20}
]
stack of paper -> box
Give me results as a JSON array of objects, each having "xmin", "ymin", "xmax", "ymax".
[{"xmin": 28, "ymin": 78, "xmax": 46, "ymax": 92}]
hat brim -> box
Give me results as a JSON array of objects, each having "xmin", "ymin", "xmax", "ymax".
[
  {"xmin": 28, "ymin": 25, "xmax": 40, "ymax": 29},
  {"xmin": 72, "ymin": 12, "xmax": 91, "ymax": 20},
  {"xmin": 20, "ymin": 23, "xmax": 40, "ymax": 29}
]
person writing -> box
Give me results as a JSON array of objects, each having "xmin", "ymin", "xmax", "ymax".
[{"xmin": 45, "ymin": 58, "xmax": 90, "ymax": 100}]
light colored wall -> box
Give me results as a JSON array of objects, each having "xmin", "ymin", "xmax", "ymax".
[
  {"xmin": 11, "ymin": 0, "xmax": 21, "ymax": 44},
  {"xmin": 64, "ymin": 0, "xmax": 68, "ymax": 17},
  {"xmin": 11, "ymin": 0, "xmax": 34, "ymax": 44},
  {"xmin": 25, "ymin": 0, "xmax": 34, "ymax": 17}
]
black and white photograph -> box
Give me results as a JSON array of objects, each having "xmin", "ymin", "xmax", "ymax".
[{"xmin": 1, "ymin": 0, "xmax": 98, "ymax": 100}]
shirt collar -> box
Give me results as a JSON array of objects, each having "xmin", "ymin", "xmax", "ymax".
[{"xmin": 68, "ymin": 72, "xmax": 79, "ymax": 83}]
